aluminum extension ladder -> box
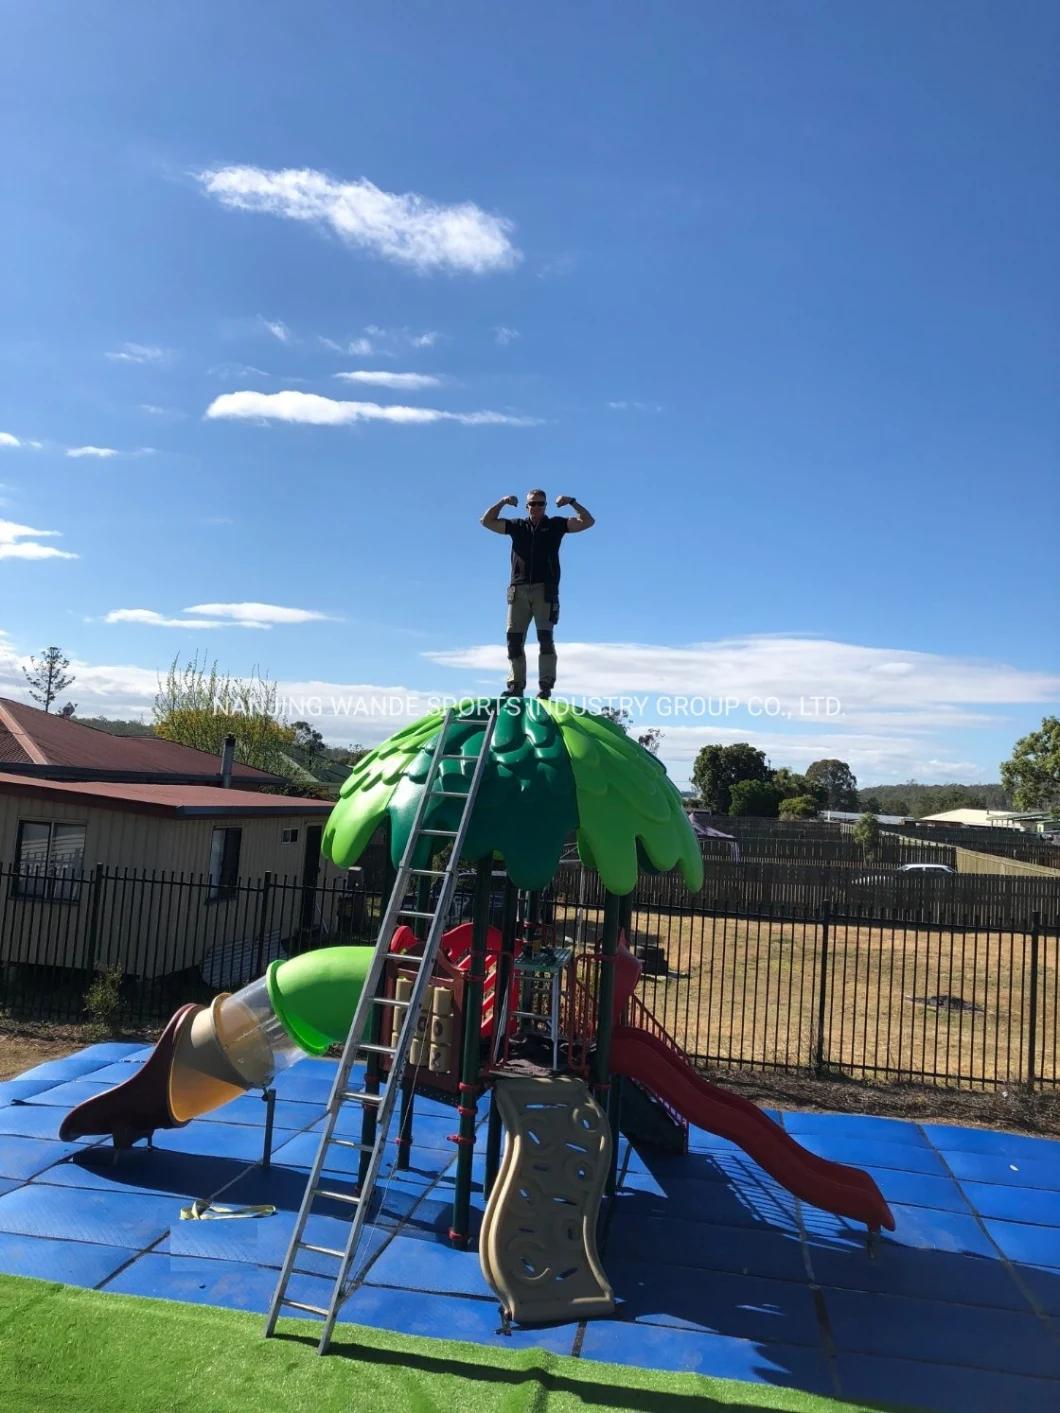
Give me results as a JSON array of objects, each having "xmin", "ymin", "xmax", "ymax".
[{"xmin": 264, "ymin": 703, "xmax": 498, "ymax": 1352}]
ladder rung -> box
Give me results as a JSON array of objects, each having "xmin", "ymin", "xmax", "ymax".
[
  {"xmin": 421, "ymin": 829, "xmax": 458, "ymax": 837},
  {"xmin": 316, "ymin": 1188, "xmax": 362, "ymax": 1206},
  {"xmin": 373, "ymin": 996, "xmax": 410, "ymax": 1009},
  {"xmin": 439, "ymin": 753, "xmax": 469, "ymax": 759},
  {"xmin": 300, "ymin": 1242, "xmax": 345, "ymax": 1258},
  {"xmin": 357, "ymin": 1043, "xmax": 398, "ymax": 1057},
  {"xmin": 342, "ymin": 1090, "xmax": 384, "ymax": 1104},
  {"xmin": 435, "ymin": 790, "xmax": 469, "ymax": 798},
  {"xmin": 330, "ymin": 1138, "xmax": 374, "ymax": 1153},
  {"xmin": 283, "ymin": 1298, "xmax": 328, "ymax": 1316},
  {"xmin": 399, "ymin": 909, "xmax": 436, "ymax": 919},
  {"xmin": 409, "ymin": 868, "xmax": 447, "ymax": 876}
]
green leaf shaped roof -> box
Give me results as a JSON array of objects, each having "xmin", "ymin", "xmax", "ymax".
[{"xmin": 321, "ymin": 697, "xmax": 703, "ymax": 896}]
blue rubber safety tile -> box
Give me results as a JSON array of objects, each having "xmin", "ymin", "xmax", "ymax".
[
  {"xmin": 611, "ymin": 1172, "xmax": 800, "ymax": 1234},
  {"xmin": 0, "ymin": 1182, "xmax": 178, "ymax": 1248},
  {"xmin": 823, "ymin": 1285, "xmax": 1060, "ymax": 1379},
  {"xmin": 336, "ymin": 1284, "xmax": 579, "ymax": 1354},
  {"xmin": 196, "ymin": 1094, "xmax": 324, "ymax": 1132},
  {"xmin": 807, "ymin": 1200, "xmax": 997, "ymax": 1260},
  {"xmin": 166, "ymin": 1206, "xmax": 379, "ymax": 1279},
  {"xmin": 780, "ymin": 1110, "xmax": 930, "ymax": 1148},
  {"xmin": 622, "ymin": 1145, "xmax": 733, "ymax": 1185},
  {"xmin": 0, "ymin": 1179, "xmax": 17, "ymax": 1198},
  {"xmin": 105, "ymin": 1251, "xmax": 283, "ymax": 1312},
  {"xmin": 835, "ymin": 1351, "xmax": 1060, "ymax": 1413},
  {"xmin": 36, "ymin": 1147, "xmax": 252, "ymax": 1201},
  {"xmin": 943, "ymin": 1148, "xmax": 1060, "ymax": 1190},
  {"xmin": 0, "ymin": 1231, "xmax": 135, "ymax": 1289},
  {"xmin": 984, "ymin": 1218, "xmax": 1060, "ymax": 1270},
  {"xmin": 861, "ymin": 1165, "xmax": 972, "ymax": 1214},
  {"xmin": 579, "ymin": 1319, "xmax": 833, "ymax": 1392},
  {"xmin": 1018, "ymin": 1264, "xmax": 1060, "ymax": 1318},
  {"xmin": 0, "ymin": 1104, "xmax": 98, "ymax": 1142},
  {"xmin": 796, "ymin": 1133, "xmax": 948, "ymax": 1176},
  {"xmin": 147, "ymin": 1121, "xmax": 298, "ymax": 1164},
  {"xmin": 81, "ymin": 1060, "xmax": 148, "ymax": 1084},
  {"xmin": 923, "ymin": 1124, "xmax": 1060, "ymax": 1166},
  {"xmin": 808, "ymin": 1240, "xmax": 1028, "ymax": 1312},
  {"xmin": 12, "ymin": 1054, "xmax": 117, "ymax": 1083},
  {"xmin": 0, "ymin": 1136, "xmax": 84, "ymax": 1181},
  {"xmin": 610, "ymin": 1258, "xmax": 822, "ymax": 1347},
  {"xmin": 23, "ymin": 1079, "xmax": 117, "ymax": 1108},
  {"xmin": 962, "ymin": 1180, "xmax": 1060, "ymax": 1228},
  {"xmin": 686, "ymin": 1111, "xmax": 784, "ymax": 1155},
  {"xmin": 269, "ymin": 1061, "xmax": 340, "ymax": 1103},
  {"xmin": 73, "ymin": 1042, "xmax": 147, "ymax": 1064},
  {"xmin": 607, "ymin": 1211, "xmax": 806, "ymax": 1281},
  {"xmin": 365, "ymin": 1232, "xmax": 489, "ymax": 1298},
  {"xmin": 0, "ymin": 1078, "xmax": 65, "ymax": 1106}
]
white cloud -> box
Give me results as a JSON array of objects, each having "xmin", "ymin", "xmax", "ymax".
[
  {"xmin": 209, "ymin": 362, "xmax": 271, "ymax": 379},
  {"xmin": 0, "ymin": 518, "xmax": 78, "ymax": 561},
  {"xmin": 494, "ymin": 326, "xmax": 519, "ymax": 346},
  {"xmin": 105, "ymin": 342, "xmax": 172, "ymax": 365},
  {"xmin": 140, "ymin": 404, "xmax": 183, "ymax": 418},
  {"xmin": 334, "ymin": 371, "xmax": 442, "ymax": 391},
  {"xmin": 408, "ymin": 331, "xmax": 439, "ymax": 348},
  {"xmin": 66, "ymin": 446, "xmax": 119, "ymax": 460},
  {"xmin": 183, "ymin": 602, "xmax": 330, "ymax": 626},
  {"xmin": 0, "ymin": 433, "xmax": 21, "ymax": 449},
  {"xmin": 102, "ymin": 602, "xmax": 329, "ymax": 631},
  {"xmin": 607, "ymin": 400, "xmax": 663, "ymax": 413},
  {"xmin": 260, "ymin": 317, "xmax": 291, "ymax": 343},
  {"xmin": 205, "ymin": 389, "xmax": 539, "ymax": 427},
  {"xmin": 197, "ymin": 165, "xmax": 520, "ymax": 274},
  {"xmin": 66, "ymin": 446, "xmax": 155, "ymax": 460}
]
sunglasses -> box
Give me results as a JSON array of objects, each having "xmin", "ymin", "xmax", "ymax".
[{"xmin": 527, "ymin": 500, "xmax": 546, "ymax": 507}]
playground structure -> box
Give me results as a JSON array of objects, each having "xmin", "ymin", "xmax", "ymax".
[{"xmin": 61, "ymin": 696, "xmax": 894, "ymax": 1350}]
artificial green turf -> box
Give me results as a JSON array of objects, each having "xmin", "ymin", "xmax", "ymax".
[{"xmin": 0, "ymin": 1273, "xmax": 885, "ymax": 1413}]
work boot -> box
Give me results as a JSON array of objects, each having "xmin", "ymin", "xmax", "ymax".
[{"xmin": 536, "ymin": 687, "xmax": 552, "ymax": 701}]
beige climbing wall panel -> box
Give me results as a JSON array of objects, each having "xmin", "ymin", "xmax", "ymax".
[{"xmin": 479, "ymin": 1073, "xmax": 614, "ymax": 1324}]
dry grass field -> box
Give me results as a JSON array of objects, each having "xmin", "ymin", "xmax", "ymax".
[{"xmin": 552, "ymin": 902, "xmax": 1058, "ymax": 1090}]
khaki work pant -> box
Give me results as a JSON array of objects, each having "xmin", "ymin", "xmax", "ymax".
[{"xmin": 506, "ymin": 583, "xmax": 558, "ymax": 692}]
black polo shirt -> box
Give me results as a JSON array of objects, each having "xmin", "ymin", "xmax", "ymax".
[{"xmin": 504, "ymin": 515, "xmax": 568, "ymax": 595}]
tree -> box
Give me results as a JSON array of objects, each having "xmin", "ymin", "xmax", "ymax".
[
  {"xmin": 153, "ymin": 655, "xmax": 295, "ymax": 777},
  {"xmin": 598, "ymin": 706, "xmax": 663, "ymax": 756},
  {"xmin": 1001, "ymin": 716, "xmax": 1060, "ymax": 810},
  {"xmin": 805, "ymin": 758, "xmax": 859, "ymax": 811},
  {"xmin": 778, "ymin": 793, "xmax": 819, "ymax": 820},
  {"xmin": 292, "ymin": 720, "xmax": 326, "ymax": 763},
  {"xmin": 861, "ymin": 794, "xmax": 883, "ymax": 814},
  {"xmin": 691, "ymin": 743, "xmax": 772, "ymax": 814},
  {"xmin": 772, "ymin": 767, "xmax": 827, "ymax": 808},
  {"xmin": 853, "ymin": 812, "xmax": 881, "ymax": 855},
  {"xmin": 728, "ymin": 778, "xmax": 782, "ymax": 818},
  {"xmin": 23, "ymin": 646, "xmax": 75, "ymax": 713}
]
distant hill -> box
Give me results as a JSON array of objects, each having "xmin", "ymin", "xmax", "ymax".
[
  {"xmin": 72, "ymin": 716, "xmax": 155, "ymax": 737},
  {"xmin": 858, "ymin": 782, "xmax": 1009, "ymax": 817}
]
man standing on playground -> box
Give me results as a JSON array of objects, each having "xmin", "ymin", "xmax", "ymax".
[{"xmin": 480, "ymin": 489, "xmax": 595, "ymax": 699}]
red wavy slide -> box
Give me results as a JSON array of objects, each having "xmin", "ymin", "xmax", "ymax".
[{"xmin": 609, "ymin": 1025, "xmax": 895, "ymax": 1232}]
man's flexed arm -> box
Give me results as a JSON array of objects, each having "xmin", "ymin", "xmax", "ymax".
[
  {"xmin": 481, "ymin": 494, "xmax": 518, "ymax": 534},
  {"xmin": 555, "ymin": 495, "xmax": 595, "ymax": 533}
]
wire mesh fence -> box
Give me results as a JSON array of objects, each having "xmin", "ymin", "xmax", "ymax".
[{"xmin": 2, "ymin": 858, "xmax": 1058, "ymax": 1093}]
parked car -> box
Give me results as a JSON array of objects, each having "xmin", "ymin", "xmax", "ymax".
[
  {"xmin": 851, "ymin": 863, "xmax": 955, "ymax": 886},
  {"xmin": 896, "ymin": 863, "xmax": 956, "ymax": 876}
]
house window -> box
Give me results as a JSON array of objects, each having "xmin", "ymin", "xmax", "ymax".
[
  {"xmin": 208, "ymin": 827, "xmax": 242, "ymax": 900},
  {"xmin": 281, "ymin": 828, "xmax": 299, "ymax": 845},
  {"xmin": 14, "ymin": 820, "xmax": 86, "ymax": 902}
]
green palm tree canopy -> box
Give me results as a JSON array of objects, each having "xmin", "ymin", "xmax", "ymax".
[{"xmin": 322, "ymin": 698, "xmax": 703, "ymax": 896}]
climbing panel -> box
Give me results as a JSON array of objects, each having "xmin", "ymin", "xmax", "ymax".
[{"xmin": 479, "ymin": 1073, "xmax": 614, "ymax": 1324}]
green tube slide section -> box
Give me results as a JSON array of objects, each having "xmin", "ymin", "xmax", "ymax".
[{"xmin": 265, "ymin": 947, "xmax": 374, "ymax": 1056}]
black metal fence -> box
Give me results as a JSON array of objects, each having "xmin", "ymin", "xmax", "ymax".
[{"xmin": 3, "ymin": 858, "xmax": 1058, "ymax": 1093}]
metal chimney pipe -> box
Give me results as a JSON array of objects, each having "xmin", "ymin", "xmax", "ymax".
[{"xmin": 220, "ymin": 734, "xmax": 236, "ymax": 789}]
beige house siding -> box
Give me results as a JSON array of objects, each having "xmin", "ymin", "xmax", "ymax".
[{"xmin": 0, "ymin": 791, "xmax": 350, "ymax": 977}]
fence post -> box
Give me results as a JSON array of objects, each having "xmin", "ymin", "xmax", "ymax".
[
  {"xmin": 254, "ymin": 872, "xmax": 273, "ymax": 976},
  {"xmin": 84, "ymin": 862, "xmax": 105, "ymax": 976},
  {"xmin": 814, "ymin": 898, "xmax": 831, "ymax": 1076},
  {"xmin": 1026, "ymin": 911, "xmax": 1040, "ymax": 1094}
]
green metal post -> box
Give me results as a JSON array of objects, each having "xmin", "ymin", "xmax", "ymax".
[
  {"xmin": 450, "ymin": 855, "xmax": 492, "ymax": 1247},
  {"xmin": 484, "ymin": 879, "xmax": 519, "ymax": 1199}
]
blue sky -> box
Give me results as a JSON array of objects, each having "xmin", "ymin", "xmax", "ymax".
[{"xmin": 1, "ymin": 1, "xmax": 1057, "ymax": 787}]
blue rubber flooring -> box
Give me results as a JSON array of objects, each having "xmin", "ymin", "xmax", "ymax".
[{"xmin": 0, "ymin": 1042, "xmax": 1058, "ymax": 1412}]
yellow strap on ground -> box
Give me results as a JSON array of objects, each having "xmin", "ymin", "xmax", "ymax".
[{"xmin": 178, "ymin": 1199, "xmax": 277, "ymax": 1221}]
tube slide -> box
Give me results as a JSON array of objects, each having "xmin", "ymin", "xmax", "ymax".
[
  {"xmin": 610, "ymin": 1025, "xmax": 895, "ymax": 1232},
  {"xmin": 59, "ymin": 946, "xmax": 373, "ymax": 1148}
]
